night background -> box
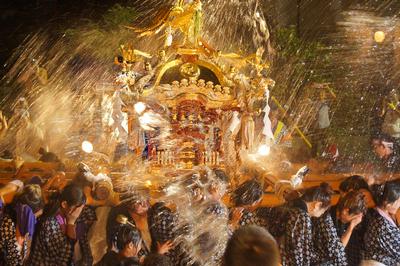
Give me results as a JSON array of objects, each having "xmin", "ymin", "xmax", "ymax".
[{"xmin": 1, "ymin": 0, "xmax": 400, "ymax": 161}]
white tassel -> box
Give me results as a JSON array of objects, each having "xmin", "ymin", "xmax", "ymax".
[
  {"xmin": 165, "ymin": 27, "xmax": 173, "ymax": 47},
  {"xmin": 262, "ymin": 89, "xmax": 274, "ymax": 140},
  {"xmin": 229, "ymin": 111, "xmax": 241, "ymax": 133}
]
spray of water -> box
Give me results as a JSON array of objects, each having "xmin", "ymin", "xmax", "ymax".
[{"xmin": 3, "ymin": 0, "xmax": 400, "ymax": 264}]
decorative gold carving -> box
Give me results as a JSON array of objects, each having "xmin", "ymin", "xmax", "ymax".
[
  {"xmin": 180, "ymin": 63, "xmax": 201, "ymax": 79},
  {"xmin": 152, "ymin": 59, "xmax": 228, "ymax": 89},
  {"xmin": 151, "ymin": 78, "xmax": 236, "ymax": 109},
  {"xmin": 126, "ymin": 0, "xmax": 202, "ymax": 46},
  {"xmin": 152, "ymin": 59, "xmax": 183, "ymax": 89}
]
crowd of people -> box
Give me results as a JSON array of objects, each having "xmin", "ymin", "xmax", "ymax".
[{"xmin": 0, "ymin": 162, "xmax": 399, "ymax": 266}]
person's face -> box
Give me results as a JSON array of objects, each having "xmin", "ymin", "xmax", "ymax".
[
  {"xmin": 208, "ymin": 187, "xmax": 219, "ymax": 201},
  {"xmin": 125, "ymin": 241, "xmax": 141, "ymax": 258},
  {"xmin": 95, "ymin": 186, "xmax": 110, "ymax": 201},
  {"xmin": 145, "ymin": 63, "xmax": 151, "ymax": 71},
  {"xmin": 308, "ymin": 201, "xmax": 329, "ymax": 218},
  {"xmin": 192, "ymin": 187, "xmax": 204, "ymax": 202},
  {"xmin": 61, "ymin": 202, "xmax": 84, "ymax": 216},
  {"xmin": 269, "ymin": 110, "xmax": 279, "ymax": 120},
  {"xmin": 209, "ymin": 184, "xmax": 225, "ymax": 201},
  {"xmin": 386, "ymin": 197, "xmax": 400, "ymax": 216},
  {"xmin": 373, "ymin": 143, "xmax": 388, "ymax": 159},
  {"xmin": 34, "ymin": 209, "xmax": 43, "ymax": 218},
  {"xmin": 360, "ymin": 189, "xmax": 375, "ymax": 208},
  {"xmin": 132, "ymin": 200, "xmax": 149, "ymax": 215}
]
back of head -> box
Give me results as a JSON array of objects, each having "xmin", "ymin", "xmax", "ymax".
[
  {"xmin": 194, "ymin": 231, "xmax": 217, "ymax": 258},
  {"xmin": 14, "ymin": 184, "xmax": 44, "ymax": 213},
  {"xmin": 371, "ymin": 179, "xmax": 400, "ymax": 208},
  {"xmin": 143, "ymin": 254, "xmax": 172, "ymax": 266},
  {"xmin": 43, "ymin": 183, "xmax": 85, "ymax": 218},
  {"xmin": 120, "ymin": 258, "xmax": 140, "ymax": 266},
  {"xmin": 213, "ymin": 168, "xmax": 229, "ymax": 183},
  {"xmin": 38, "ymin": 147, "xmax": 46, "ymax": 155},
  {"xmin": 339, "ymin": 175, "xmax": 369, "ymax": 194},
  {"xmin": 371, "ymin": 132, "xmax": 394, "ymax": 144},
  {"xmin": 223, "ymin": 225, "xmax": 280, "ymax": 266},
  {"xmin": 269, "ymin": 101, "xmax": 279, "ymax": 112},
  {"xmin": 26, "ymin": 176, "xmax": 45, "ymax": 186},
  {"xmin": 73, "ymin": 171, "xmax": 92, "ymax": 188},
  {"xmin": 115, "ymin": 225, "xmax": 142, "ymax": 251},
  {"xmin": 232, "ymin": 179, "xmax": 263, "ymax": 207},
  {"xmin": 60, "ymin": 183, "xmax": 86, "ymax": 206},
  {"xmin": 1, "ymin": 150, "xmax": 13, "ymax": 159},
  {"xmin": 337, "ymin": 190, "xmax": 367, "ymax": 215},
  {"xmin": 301, "ymin": 182, "xmax": 333, "ymax": 208}
]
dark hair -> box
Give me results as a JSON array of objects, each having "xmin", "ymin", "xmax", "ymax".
[
  {"xmin": 301, "ymin": 182, "xmax": 333, "ymax": 208},
  {"xmin": 1, "ymin": 150, "xmax": 13, "ymax": 159},
  {"xmin": 339, "ymin": 175, "xmax": 369, "ymax": 193},
  {"xmin": 371, "ymin": 133, "xmax": 394, "ymax": 143},
  {"xmin": 72, "ymin": 171, "xmax": 92, "ymax": 188},
  {"xmin": 213, "ymin": 168, "xmax": 229, "ymax": 183},
  {"xmin": 43, "ymin": 183, "xmax": 86, "ymax": 218},
  {"xmin": 38, "ymin": 147, "xmax": 46, "ymax": 155},
  {"xmin": 371, "ymin": 179, "xmax": 400, "ymax": 207},
  {"xmin": 119, "ymin": 189, "xmax": 150, "ymax": 210},
  {"xmin": 143, "ymin": 254, "xmax": 172, "ymax": 266},
  {"xmin": 7, "ymin": 184, "xmax": 44, "ymax": 221},
  {"xmin": 15, "ymin": 184, "xmax": 44, "ymax": 213},
  {"xmin": 269, "ymin": 101, "xmax": 279, "ymax": 112},
  {"xmin": 223, "ymin": 225, "xmax": 280, "ymax": 266},
  {"xmin": 232, "ymin": 179, "xmax": 263, "ymax": 207},
  {"xmin": 120, "ymin": 258, "xmax": 141, "ymax": 266},
  {"xmin": 60, "ymin": 183, "xmax": 86, "ymax": 206},
  {"xmin": 194, "ymin": 232, "xmax": 217, "ymax": 257},
  {"xmin": 115, "ymin": 225, "xmax": 142, "ymax": 251},
  {"xmin": 26, "ymin": 176, "xmax": 45, "ymax": 186},
  {"xmin": 337, "ymin": 191, "xmax": 367, "ymax": 215}
]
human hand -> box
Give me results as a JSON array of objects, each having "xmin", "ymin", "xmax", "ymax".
[
  {"xmin": 364, "ymin": 174, "xmax": 376, "ymax": 186},
  {"xmin": 66, "ymin": 205, "xmax": 84, "ymax": 225},
  {"xmin": 231, "ymin": 208, "xmax": 243, "ymax": 224},
  {"xmin": 157, "ymin": 240, "xmax": 174, "ymax": 255},
  {"xmin": 349, "ymin": 214, "xmax": 363, "ymax": 229},
  {"xmin": 47, "ymin": 172, "xmax": 66, "ymax": 189}
]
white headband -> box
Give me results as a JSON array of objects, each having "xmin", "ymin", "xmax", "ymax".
[{"xmin": 381, "ymin": 141, "xmax": 394, "ymax": 150}]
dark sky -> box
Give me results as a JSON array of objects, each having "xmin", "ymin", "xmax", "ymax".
[
  {"xmin": 0, "ymin": 0, "xmax": 122, "ymax": 68},
  {"xmin": 1, "ymin": 0, "xmax": 399, "ymax": 66}
]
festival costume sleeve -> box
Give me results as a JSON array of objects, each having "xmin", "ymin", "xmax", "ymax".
[
  {"xmin": 16, "ymin": 203, "xmax": 37, "ymax": 238},
  {"xmin": 0, "ymin": 215, "xmax": 23, "ymax": 266},
  {"xmin": 40, "ymin": 217, "xmax": 73, "ymax": 265},
  {"xmin": 9, "ymin": 180, "xmax": 24, "ymax": 192},
  {"xmin": 312, "ymin": 213, "xmax": 348, "ymax": 265},
  {"xmin": 0, "ymin": 198, "xmax": 3, "ymax": 220}
]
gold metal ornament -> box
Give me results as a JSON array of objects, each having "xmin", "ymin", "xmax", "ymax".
[{"xmin": 180, "ymin": 63, "xmax": 201, "ymax": 79}]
